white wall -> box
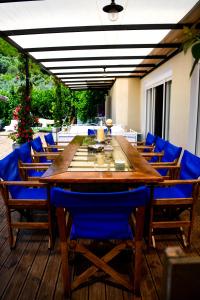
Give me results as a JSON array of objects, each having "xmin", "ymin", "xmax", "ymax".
[
  {"xmin": 109, "ymin": 50, "xmax": 195, "ymax": 150},
  {"xmin": 110, "ymin": 78, "xmax": 140, "ymax": 131},
  {"xmin": 140, "ymin": 51, "xmax": 193, "ymax": 149}
]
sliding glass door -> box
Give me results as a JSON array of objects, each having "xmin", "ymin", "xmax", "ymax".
[
  {"xmin": 195, "ymin": 66, "xmax": 200, "ymax": 156},
  {"xmin": 145, "ymin": 80, "xmax": 171, "ymax": 139}
]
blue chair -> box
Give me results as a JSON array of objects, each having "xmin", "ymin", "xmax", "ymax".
[
  {"xmin": 44, "ymin": 133, "xmax": 66, "ymax": 152},
  {"xmin": 136, "ymin": 132, "xmax": 156, "ymax": 152},
  {"xmin": 149, "ymin": 150, "xmax": 200, "ymax": 248},
  {"xmin": 88, "ymin": 128, "xmax": 110, "ymax": 136},
  {"xmin": 44, "ymin": 133, "xmax": 58, "ymax": 152},
  {"xmin": 16, "ymin": 142, "xmax": 48, "ymax": 179},
  {"xmin": 141, "ymin": 136, "xmax": 167, "ymax": 162},
  {"xmin": 88, "ymin": 128, "xmax": 97, "ymax": 136},
  {"xmin": 0, "ymin": 150, "xmax": 53, "ymax": 249},
  {"xmin": 51, "ymin": 186, "xmax": 150, "ymax": 296},
  {"xmin": 145, "ymin": 132, "xmax": 157, "ymax": 146},
  {"xmin": 151, "ymin": 141, "xmax": 182, "ymax": 176},
  {"xmin": 31, "ymin": 136, "xmax": 58, "ymax": 163}
]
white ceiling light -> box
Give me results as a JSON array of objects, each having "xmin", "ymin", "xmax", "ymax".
[{"xmin": 103, "ymin": 0, "xmax": 123, "ymax": 21}]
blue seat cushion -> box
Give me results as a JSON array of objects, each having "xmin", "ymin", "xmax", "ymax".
[
  {"xmin": 70, "ymin": 216, "xmax": 133, "ymax": 240},
  {"xmin": 12, "ymin": 186, "xmax": 48, "ymax": 200},
  {"xmin": 154, "ymin": 185, "xmax": 192, "ymax": 199},
  {"xmin": 51, "ymin": 186, "xmax": 149, "ymax": 240},
  {"xmin": 28, "ymin": 170, "xmax": 45, "ymax": 177}
]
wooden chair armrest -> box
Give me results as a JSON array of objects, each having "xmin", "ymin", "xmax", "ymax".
[
  {"xmin": 153, "ymin": 165, "xmax": 180, "ymax": 170},
  {"xmin": 21, "ymin": 162, "xmax": 51, "ymax": 166},
  {"xmin": 46, "ymin": 145, "xmax": 65, "ymax": 150},
  {"xmin": 19, "ymin": 166, "xmax": 49, "ymax": 170},
  {"xmin": 157, "ymin": 179, "xmax": 200, "ymax": 186},
  {"xmin": 136, "ymin": 141, "xmax": 145, "ymax": 145},
  {"xmin": 33, "ymin": 152, "xmax": 59, "ymax": 157},
  {"xmin": 141, "ymin": 152, "xmax": 164, "ymax": 157},
  {"xmin": 150, "ymin": 162, "xmax": 176, "ymax": 166},
  {"xmin": 135, "ymin": 145, "xmax": 154, "ymax": 150},
  {"xmin": 0, "ymin": 181, "xmax": 47, "ymax": 187}
]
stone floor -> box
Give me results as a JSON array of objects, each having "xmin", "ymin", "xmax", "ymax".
[
  {"xmin": 0, "ymin": 131, "xmax": 46, "ymax": 159},
  {"xmin": 0, "ymin": 132, "xmax": 13, "ymax": 159}
]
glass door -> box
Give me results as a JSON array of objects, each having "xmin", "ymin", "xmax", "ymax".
[{"xmin": 145, "ymin": 80, "xmax": 171, "ymax": 139}]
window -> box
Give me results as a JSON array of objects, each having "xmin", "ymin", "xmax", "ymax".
[
  {"xmin": 145, "ymin": 80, "xmax": 171, "ymax": 139},
  {"xmin": 195, "ymin": 66, "xmax": 200, "ymax": 155},
  {"xmin": 188, "ymin": 62, "xmax": 200, "ymax": 156}
]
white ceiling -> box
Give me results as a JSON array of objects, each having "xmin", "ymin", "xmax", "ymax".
[{"xmin": 0, "ymin": 0, "xmax": 199, "ymax": 89}]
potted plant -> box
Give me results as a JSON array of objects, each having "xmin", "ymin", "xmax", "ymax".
[
  {"xmin": 183, "ymin": 26, "xmax": 200, "ymax": 76},
  {"xmin": 10, "ymin": 102, "xmax": 34, "ymax": 148}
]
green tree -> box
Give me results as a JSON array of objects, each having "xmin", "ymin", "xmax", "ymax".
[{"xmin": 74, "ymin": 90, "xmax": 106, "ymax": 123}]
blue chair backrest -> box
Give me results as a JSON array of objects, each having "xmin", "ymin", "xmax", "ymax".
[
  {"xmin": 31, "ymin": 137, "xmax": 48, "ymax": 162},
  {"xmin": 172, "ymin": 150, "xmax": 200, "ymax": 197},
  {"xmin": 44, "ymin": 133, "xmax": 58, "ymax": 152},
  {"xmin": 16, "ymin": 142, "xmax": 32, "ymax": 163},
  {"xmin": 0, "ymin": 150, "xmax": 21, "ymax": 197},
  {"xmin": 150, "ymin": 137, "xmax": 166, "ymax": 162},
  {"xmin": 145, "ymin": 132, "xmax": 156, "ymax": 146},
  {"xmin": 180, "ymin": 150, "xmax": 200, "ymax": 180},
  {"xmin": 88, "ymin": 129, "xmax": 97, "ymax": 136},
  {"xmin": 88, "ymin": 129, "xmax": 110, "ymax": 136},
  {"xmin": 158, "ymin": 142, "xmax": 182, "ymax": 176},
  {"xmin": 31, "ymin": 137, "xmax": 44, "ymax": 153},
  {"xmin": 154, "ymin": 136, "xmax": 166, "ymax": 153},
  {"xmin": 51, "ymin": 186, "xmax": 149, "ymax": 240},
  {"xmin": 44, "ymin": 133, "xmax": 55, "ymax": 146}
]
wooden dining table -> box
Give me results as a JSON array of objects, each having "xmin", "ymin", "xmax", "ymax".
[{"xmin": 40, "ymin": 135, "xmax": 163, "ymax": 191}]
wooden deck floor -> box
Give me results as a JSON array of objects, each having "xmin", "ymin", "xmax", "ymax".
[{"xmin": 1, "ymin": 196, "xmax": 200, "ymax": 300}]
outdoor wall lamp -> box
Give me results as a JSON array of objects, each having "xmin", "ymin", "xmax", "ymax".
[{"xmin": 103, "ymin": 0, "xmax": 123, "ymax": 21}]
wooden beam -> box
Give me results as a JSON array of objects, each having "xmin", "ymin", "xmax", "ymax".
[
  {"xmin": 48, "ymin": 64, "xmax": 155, "ymax": 69},
  {"xmin": 54, "ymin": 70, "xmax": 147, "ymax": 75},
  {"xmin": 4, "ymin": 23, "xmax": 199, "ymax": 36},
  {"xmin": 25, "ymin": 43, "xmax": 181, "ymax": 52},
  {"xmin": 39, "ymin": 55, "xmax": 166, "ymax": 62}
]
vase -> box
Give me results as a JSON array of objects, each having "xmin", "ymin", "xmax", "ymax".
[{"xmin": 12, "ymin": 142, "xmax": 21, "ymax": 150}]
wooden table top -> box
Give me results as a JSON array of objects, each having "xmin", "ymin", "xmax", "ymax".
[{"xmin": 40, "ymin": 135, "xmax": 163, "ymax": 184}]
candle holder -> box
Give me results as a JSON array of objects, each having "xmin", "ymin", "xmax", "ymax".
[{"xmin": 106, "ymin": 125, "xmax": 113, "ymax": 136}]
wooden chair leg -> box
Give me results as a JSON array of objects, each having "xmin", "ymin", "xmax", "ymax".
[
  {"xmin": 133, "ymin": 241, "xmax": 141, "ymax": 296},
  {"xmin": 180, "ymin": 227, "xmax": 188, "ymax": 247},
  {"xmin": 47, "ymin": 207, "xmax": 54, "ymax": 250},
  {"xmin": 57, "ymin": 207, "xmax": 71, "ymax": 297},
  {"xmin": 148, "ymin": 206, "xmax": 154, "ymax": 249},
  {"xmin": 5, "ymin": 206, "xmax": 16, "ymax": 249}
]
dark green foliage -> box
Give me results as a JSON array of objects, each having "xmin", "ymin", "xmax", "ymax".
[
  {"xmin": 182, "ymin": 26, "xmax": 200, "ymax": 76},
  {"xmin": 0, "ymin": 37, "xmax": 106, "ymax": 126},
  {"xmin": 74, "ymin": 90, "xmax": 106, "ymax": 123},
  {"xmin": 31, "ymin": 88, "xmax": 55, "ymax": 118}
]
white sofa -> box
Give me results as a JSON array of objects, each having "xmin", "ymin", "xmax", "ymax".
[
  {"xmin": 38, "ymin": 118, "xmax": 54, "ymax": 128},
  {"xmin": 4, "ymin": 120, "xmax": 18, "ymax": 132},
  {"xmin": 57, "ymin": 125, "xmax": 139, "ymax": 143}
]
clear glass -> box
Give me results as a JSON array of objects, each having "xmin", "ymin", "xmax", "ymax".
[{"xmin": 68, "ymin": 136, "xmax": 132, "ymax": 172}]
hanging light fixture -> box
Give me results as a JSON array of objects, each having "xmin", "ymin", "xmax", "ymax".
[{"xmin": 103, "ymin": 0, "xmax": 123, "ymax": 22}]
